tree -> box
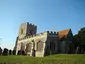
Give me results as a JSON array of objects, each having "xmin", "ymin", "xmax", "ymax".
[
  {"xmin": 78, "ymin": 27, "xmax": 85, "ymax": 45},
  {"xmin": 73, "ymin": 27, "xmax": 85, "ymax": 54},
  {"xmin": 78, "ymin": 27, "xmax": 85, "ymax": 53},
  {"xmin": 73, "ymin": 34, "xmax": 80, "ymax": 52}
]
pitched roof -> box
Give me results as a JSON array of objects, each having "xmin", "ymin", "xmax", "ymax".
[{"xmin": 58, "ymin": 29, "xmax": 71, "ymax": 40}]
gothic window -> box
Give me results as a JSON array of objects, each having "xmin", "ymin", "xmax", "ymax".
[
  {"xmin": 25, "ymin": 43, "xmax": 32, "ymax": 52},
  {"xmin": 37, "ymin": 40, "xmax": 43, "ymax": 51}
]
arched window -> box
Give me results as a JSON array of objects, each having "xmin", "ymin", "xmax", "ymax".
[
  {"xmin": 25, "ymin": 43, "xmax": 32, "ymax": 52},
  {"xmin": 37, "ymin": 40, "xmax": 43, "ymax": 51}
]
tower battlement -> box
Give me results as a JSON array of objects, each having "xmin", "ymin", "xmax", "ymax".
[
  {"xmin": 26, "ymin": 22, "xmax": 37, "ymax": 28},
  {"xmin": 18, "ymin": 22, "xmax": 37, "ymax": 38},
  {"xmin": 47, "ymin": 31, "xmax": 57, "ymax": 35}
]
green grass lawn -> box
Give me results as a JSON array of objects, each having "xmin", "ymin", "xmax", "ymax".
[{"xmin": 0, "ymin": 54, "xmax": 85, "ymax": 64}]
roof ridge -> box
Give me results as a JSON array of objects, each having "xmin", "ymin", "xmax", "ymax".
[
  {"xmin": 58, "ymin": 29, "xmax": 71, "ymax": 39},
  {"xmin": 58, "ymin": 29, "xmax": 71, "ymax": 32}
]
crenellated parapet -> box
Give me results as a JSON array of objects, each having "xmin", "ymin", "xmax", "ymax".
[
  {"xmin": 18, "ymin": 30, "xmax": 58, "ymax": 41},
  {"xmin": 26, "ymin": 22, "xmax": 37, "ymax": 29},
  {"xmin": 47, "ymin": 31, "xmax": 57, "ymax": 35}
]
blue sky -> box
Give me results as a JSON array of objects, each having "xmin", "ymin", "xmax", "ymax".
[{"xmin": 0, "ymin": 0, "xmax": 85, "ymax": 49}]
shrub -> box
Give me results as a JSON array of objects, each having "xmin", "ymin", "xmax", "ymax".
[
  {"xmin": 0, "ymin": 47, "xmax": 2, "ymax": 55},
  {"xmin": 3, "ymin": 48, "xmax": 8, "ymax": 56},
  {"xmin": 9, "ymin": 50, "xmax": 12, "ymax": 55}
]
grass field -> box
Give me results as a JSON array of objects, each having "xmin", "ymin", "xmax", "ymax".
[{"xmin": 0, "ymin": 54, "xmax": 85, "ymax": 64}]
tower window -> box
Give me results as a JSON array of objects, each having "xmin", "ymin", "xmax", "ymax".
[{"xmin": 21, "ymin": 29, "xmax": 23, "ymax": 35}]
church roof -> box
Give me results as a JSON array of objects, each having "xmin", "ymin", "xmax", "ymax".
[{"xmin": 58, "ymin": 29, "xmax": 71, "ymax": 40}]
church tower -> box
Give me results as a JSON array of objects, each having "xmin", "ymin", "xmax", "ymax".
[
  {"xmin": 14, "ymin": 22, "xmax": 37, "ymax": 54},
  {"xmin": 18, "ymin": 22, "xmax": 37, "ymax": 39}
]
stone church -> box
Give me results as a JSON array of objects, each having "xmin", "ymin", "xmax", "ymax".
[{"xmin": 14, "ymin": 22, "xmax": 73, "ymax": 57}]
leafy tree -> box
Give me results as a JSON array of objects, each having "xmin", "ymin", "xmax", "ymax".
[
  {"xmin": 73, "ymin": 27, "xmax": 85, "ymax": 54},
  {"xmin": 73, "ymin": 35, "xmax": 80, "ymax": 49},
  {"xmin": 78, "ymin": 27, "xmax": 85, "ymax": 45}
]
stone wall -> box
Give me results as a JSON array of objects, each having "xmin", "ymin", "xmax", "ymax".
[{"xmin": 16, "ymin": 32, "xmax": 47, "ymax": 57}]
